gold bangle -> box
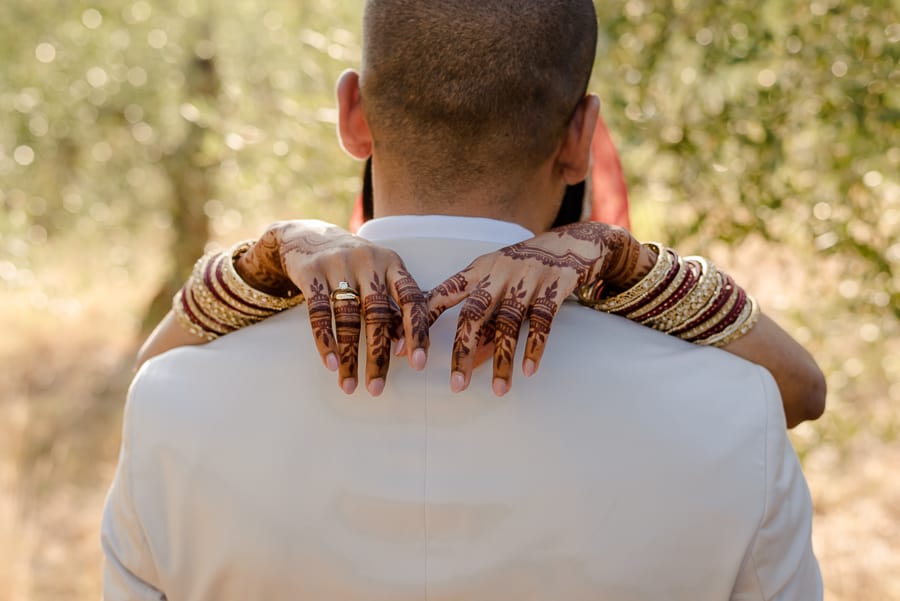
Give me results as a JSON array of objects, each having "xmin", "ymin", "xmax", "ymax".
[
  {"xmin": 582, "ymin": 243, "xmax": 671, "ymax": 312},
  {"xmin": 627, "ymin": 255, "xmax": 688, "ymax": 321},
  {"xmin": 191, "ymin": 278, "xmax": 261, "ymax": 331},
  {"xmin": 172, "ymin": 288, "xmax": 220, "ymax": 341},
  {"xmin": 677, "ymin": 274, "xmax": 739, "ymax": 341},
  {"xmin": 186, "ymin": 253, "xmax": 261, "ymax": 331},
  {"xmin": 669, "ymin": 269, "xmax": 726, "ymax": 337},
  {"xmin": 181, "ymin": 280, "xmax": 231, "ymax": 336},
  {"xmin": 702, "ymin": 295, "xmax": 760, "ymax": 347},
  {"xmin": 647, "ymin": 257, "xmax": 718, "ymax": 333},
  {"xmin": 204, "ymin": 252, "xmax": 278, "ymax": 320}
]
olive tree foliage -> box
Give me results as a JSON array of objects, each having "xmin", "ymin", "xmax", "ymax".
[
  {"xmin": 0, "ymin": 0, "xmax": 362, "ymax": 313},
  {"xmin": 593, "ymin": 0, "xmax": 898, "ymax": 312}
]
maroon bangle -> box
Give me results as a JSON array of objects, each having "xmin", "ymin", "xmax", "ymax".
[
  {"xmin": 180, "ymin": 285, "xmax": 229, "ymax": 336},
  {"xmin": 636, "ymin": 259, "xmax": 700, "ymax": 322},
  {"xmin": 613, "ymin": 250, "xmax": 681, "ymax": 316},
  {"xmin": 201, "ymin": 256, "xmax": 258, "ymax": 317},
  {"xmin": 669, "ymin": 273, "xmax": 736, "ymax": 337},
  {"xmin": 689, "ymin": 288, "xmax": 748, "ymax": 341}
]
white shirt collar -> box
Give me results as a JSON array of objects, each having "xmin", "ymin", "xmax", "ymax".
[{"xmin": 356, "ymin": 215, "xmax": 534, "ymax": 245}]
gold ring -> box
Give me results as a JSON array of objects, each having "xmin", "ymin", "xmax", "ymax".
[{"xmin": 331, "ymin": 281, "xmax": 361, "ymax": 302}]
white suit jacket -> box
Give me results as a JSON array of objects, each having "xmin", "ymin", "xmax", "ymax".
[{"xmin": 102, "ymin": 216, "xmax": 821, "ymax": 600}]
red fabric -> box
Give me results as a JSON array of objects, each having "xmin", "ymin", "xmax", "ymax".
[
  {"xmin": 348, "ymin": 116, "xmax": 631, "ymax": 233},
  {"xmin": 589, "ymin": 115, "xmax": 631, "ymax": 230}
]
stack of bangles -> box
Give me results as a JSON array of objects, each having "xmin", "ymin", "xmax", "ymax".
[
  {"xmin": 173, "ymin": 241, "xmax": 304, "ymax": 341},
  {"xmin": 576, "ymin": 242, "xmax": 760, "ymax": 347}
]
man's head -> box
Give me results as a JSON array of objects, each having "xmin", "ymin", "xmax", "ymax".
[{"xmin": 338, "ymin": 0, "xmax": 599, "ymax": 229}]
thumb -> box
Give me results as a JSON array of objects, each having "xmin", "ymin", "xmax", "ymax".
[{"xmin": 426, "ymin": 267, "xmax": 476, "ymax": 327}]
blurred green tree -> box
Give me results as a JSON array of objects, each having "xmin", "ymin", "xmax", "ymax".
[{"xmin": 592, "ymin": 0, "xmax": 898, "ymax": 318}]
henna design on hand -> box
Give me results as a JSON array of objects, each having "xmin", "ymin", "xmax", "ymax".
[
  {"xmin": 394, "ymin": 268, "xmax": 428, "ymax": 349},
  {"xmin": 280, "ymin": 231, "xmax": 355, "ymax": 257},
  {"xmin": 596, "ymin": 229, "xmax": 643, "ymax": 291},
  {"xmin": 499, "ymin": 245, "xmax": 594, "ymax": 285},
  {"xmin": 453, "ymin": 275, "xmax": 493, "ymax": 365},
  {"xmin": 236, "ymin": 234, "xmax": 301, "ymax": 298},
  {"xmin": 617, "ymin": 237, "xmax": 653, "ymax": 290},
  {"xmin": 307, "ymin": 278, "xmax": 334, "ymax": 348},
  {"xmin": 493, "ymin": 279, "xmax": 528, "ymax": 370},
  {"xmin": 525, "ymin": 279, "xmax": 560, "ymax": 359},
  {"xmin": 333, "ymin": 295, "xmax": 361, "ymax": 377},
  {"xmin": 363, "ymin": 273, "xmax": 395, "ymax": 371},
  {"xmin": 550, "ymin": 223, "xmax": 645, "ymax": 291},
  {"xmin": 426, "ymin": 272, "xmax": 469, "ymax": 325},
  {"xmin": 553, "ymin": 222, "xmax": 611, "ymax": 243}
]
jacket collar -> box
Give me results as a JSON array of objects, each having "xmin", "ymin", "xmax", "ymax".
[{"xmin": 357, "ymin": 216, "xmax": 534, "ymax": 246}]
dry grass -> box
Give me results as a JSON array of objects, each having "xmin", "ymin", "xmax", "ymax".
[{"xmin": 1, "ymin": 235, "xmax": 897, "ymax": 600}]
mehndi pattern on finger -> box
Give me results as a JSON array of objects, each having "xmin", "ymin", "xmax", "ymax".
[
  {"xmin": 364, "ymin": 273, "xmax": 395, "ymax": 371},
  {"xmin": 307, "ymin": 278, "xmax": 334, "ymax": 349},
  {"xmin": 333, "ymin": 294, "xmax": 362, "ymax": 378},
  {"xmin": 394, "ymin": 268, "xmax": 429, "ymax": 349},
  {"xmin": 525, "ymin": 279, "xmax": 560, "ymax": 358},
  {"xmin": 453, "ymin": 275, "xmax": 494, "ymax": 365},
  {"xmin": 426, "ymin": 271, "xmax": 470, "ymax": 325},
  {"xmin": 493, "ymin": 279, "xmax": 528, "ymax": 370}
]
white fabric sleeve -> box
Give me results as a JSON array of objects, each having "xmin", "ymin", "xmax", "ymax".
[
  {"xmin": 100, "ymin": 380, "xmax": 166, "ymax": 601},
  {"xmin": 731, "ymin": 368, "xmax": 823, "ymax": 601}
]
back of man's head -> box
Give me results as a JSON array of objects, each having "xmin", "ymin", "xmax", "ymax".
[{"xmin": 361, "ymin": 0, "xmax": 597, "ymax": 200}]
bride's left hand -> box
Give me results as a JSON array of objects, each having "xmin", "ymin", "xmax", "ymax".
[{"xmin": 425, "ymin": 223, "xmax": 648, "ymax": 396}]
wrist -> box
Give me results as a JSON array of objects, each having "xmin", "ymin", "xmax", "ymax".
[
  {"xmin": 607, "ymin": 240, "xmax": 657, "ymax": 292},
  {"xmin": 588, "ymin": 227, "xmax": 651, "ymax": 293},
  {"xmin": 235, "ymin": 236, "xmax": 298, "ymax": 297}
]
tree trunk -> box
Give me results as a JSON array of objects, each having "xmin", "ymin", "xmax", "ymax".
[{"xmin": 141, "ymin": 26, "xmax": 221, "ymax": 334}]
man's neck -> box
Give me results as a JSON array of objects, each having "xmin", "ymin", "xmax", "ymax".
[{"xmin": 369, "ymin": 159, "xmax": 563, "ymax": 234}]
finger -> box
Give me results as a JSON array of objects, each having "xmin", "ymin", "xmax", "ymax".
[
  {"xmin": 387, "ymin": 265, "xmax": 429, "ymax": 371},
  {"xmin": 425, "ymin": 266, "xmax": 475, "ymax": 327},
  {"xmin": 360, "ymin": 271, "xmax": 395, "ymax": 396},
  {"xmin": 492, "ymin": 280, "xmax": 529, "ymax": 396},
  {"xmin": 302, "ymin": 276, "xmax": 340, "ymax": 373},
  {"xmin": 523, "ymin": 279, "xmax": 563, "ymax": 378},
  {"xmin": 450, "ymin": 275, "xmax": 496, "ymax": 392},
  {"xmin": 332, "ymin": 281, "xmax": 362, "ymax": 395}
]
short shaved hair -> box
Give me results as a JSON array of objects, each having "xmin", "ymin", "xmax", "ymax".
[{"xmin": 361, "ymin": 0, "xmax": 597, "ymax": 198}]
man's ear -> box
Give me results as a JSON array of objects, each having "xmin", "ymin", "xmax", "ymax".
[
  {"xmin": 557, "ymin": 94, "xmax": 600, "ymax": 185},
  {"xmin": 336, "ymin": 70, "xmax": 373, "ymax": 160}
]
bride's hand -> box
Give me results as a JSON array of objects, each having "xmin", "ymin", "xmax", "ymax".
[
  {"xmin": 236, "ymin": 220, "xmax": 429, "ymax": 396},
  {"xmin": 425, "ymin": 223, "xmax": 649, "ymax": 396}
]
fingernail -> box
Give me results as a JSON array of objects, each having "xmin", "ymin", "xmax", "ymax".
[
  {"xmin": 394, "ymin": 338, "xmax": 406, "ymax": 356},
  {"xmin": 341, "ymin": 377, "xmax": 357, "ymax": 395},
  {"xmin": 412, "ymin": 348, "xmax": 427, "ymax": 371},
  {"xmin": 368, "ymin": 378, "xmax": 385, "ymax": 397},
  {"xmin": 523, "ymin": 359, "xmax": 536, "ymax": 378},
  {"xmin": 451, "ymin": 371, "xmax": 466, "ymax": 393},
  {"xmin": 325, "ymin": 353, "xmax": 338, "ymax": 371},
  {"xmin": 492, "ymin": 378, "xmax": 508, "ymax": 396}
]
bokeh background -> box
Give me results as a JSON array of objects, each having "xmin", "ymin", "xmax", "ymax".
[{"xmin": 1, "ymin": 0, "xmax": 897, "ymax": 598}]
